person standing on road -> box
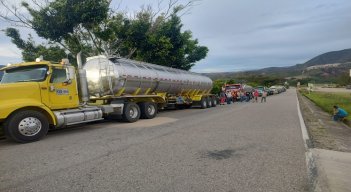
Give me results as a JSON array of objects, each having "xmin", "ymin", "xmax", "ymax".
[
  {"xmin": 240, "ymin": 90, "xmax": 246, "ymax": 102},
  {"xmin": 251, "ymin": 90, "xmax": 255, "ymax": 102},
  {"xmin": 226, "ymin": 91, "xmax": 232, "ymax": 104},
  {"xmin": 245, "ymin": 91, "xmax": 250, "ymax": 102},
  {"xmin": 253, "ymin": 89, "xmax": 259, "ymax": 103},
  {"xmin": 261, "ymin": 90, "xmax": 267, "ymax": 103},
  {"xmin": 233, "ymin": 91, "xmax": 238, "ymax": 102},
  {"xmin": 333, "ymin": 106, "xmax": 348, "ymax": 121},
  {"xmin": 231, "ymin": 90, "xmax": 236, "ymax": 103},
  {"xmin": 237, "ymin": 91, "xmax": 242, "ymax": 102},
  {"xmin": 219, "ymin": 91, "xmax": 226, "ymax": 105}
]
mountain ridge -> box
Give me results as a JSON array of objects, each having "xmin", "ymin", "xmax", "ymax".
[
  {"xmin": 304, "ymin": 48, "xmax": 351, "ymax": 67},
  {"xmin": 204, "ymin": 48, "xmax": 351, "ymax": 81}
]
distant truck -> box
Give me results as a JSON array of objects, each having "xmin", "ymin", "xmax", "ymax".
[
  {"xmin": 0, "ymin": 53, "xmax": 217, "ymax": 143},
  {"xmin": 224, "ymin": 83, "xmax": 254, "ymax": 101},
  {"xmin": 225, "ymin": 83, "xmax": 243, "ymax": 92},
  {"xmin": 225, "ymin": 83, "xmax": 253, "ymax": 94}
]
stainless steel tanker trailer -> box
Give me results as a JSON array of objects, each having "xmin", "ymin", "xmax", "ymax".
[{"xmin": 81, "ymin": 55, "xmax": 217, "ymax": 122}]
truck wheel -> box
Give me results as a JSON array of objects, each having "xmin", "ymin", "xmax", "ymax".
[
  {"xmin": 4, "ymin": 110, "xmax": 49, "ymax": 143},
  {"xmin": 211, "ymin": 97, "xmax": 217, "ymax": 107},
  {"xmin": 122, "ymin": 102, "xmax": 140, "ymax": 122},
  {"xmin": 139, "ymin": 102, "xmax": 157, "ymax": 119},
  {"xmin": 206, "ymin": 97, "xmax": 212, "ymax": 108},
  {"xmin": 200, "ymin": 97, "xmax": 207, "ymax": 109}
]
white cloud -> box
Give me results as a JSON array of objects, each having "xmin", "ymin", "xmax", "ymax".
[
  {"xmin": 2, "ymin": 0, "xmax": 351, "ymax": 73},
  {"xmin": 182, "ymin": 0, "xmax": 351, "ymax": 72},
  {"xmin": 0, "ymin": 43, "xmax": 21, "ymax": 58}
]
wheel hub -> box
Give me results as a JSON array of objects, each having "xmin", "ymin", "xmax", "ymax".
[
  {"xmin": 147, "ymin": 105, "xmax": 155, "ymax": 115},
  {"xmin": 129, "ymin": 107, "xmax": 138, "ymax": 119},
  {"xmin": 18, "ymin": 117, "xmax": 42, "ymax": 136}
]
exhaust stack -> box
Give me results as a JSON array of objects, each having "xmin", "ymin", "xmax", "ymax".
[{"xmin": 76, "ymin": 51, "xmax": 89, "ymax": 103}]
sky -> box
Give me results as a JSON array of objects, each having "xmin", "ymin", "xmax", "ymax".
[{"xmin": 1, "ymin": 0, "xmax": 351, "ymax": 73}]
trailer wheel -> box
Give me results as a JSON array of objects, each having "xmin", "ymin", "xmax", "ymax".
[
  {"xmin": 211, "ymin": 97, "xmax": 217, "ymax": 107},
  {"xmin": 139, "ymin": 102, "xmax": 157, "ymax": 119},
  {"xmin": 122, "ymin": 102, "xmax": 140, "ymax": 122},
  {"xmin": 206, "ymin": 97, "xmax": 212, "ymax": 108},
  {"xmin": 4, "ymin": 110, "xmax": 49, "ymax": 143},
  {"xmin": 200, "ymin": 97, "xmax": 207, "ymax": 109}
]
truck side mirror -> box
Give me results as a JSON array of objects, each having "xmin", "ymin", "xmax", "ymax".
[
  {"xmin": 64, "ymin": 67, "xmax": 75, "ymax": 85},
  {"xmin": 63, "ymin": 79, "xmax": 72, "ymax": 85}
]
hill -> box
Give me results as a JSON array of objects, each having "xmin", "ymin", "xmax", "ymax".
[
  {"xmin": 204, "ymin": 48, "xmax": 351, "ymax": 84},
  {"xmin": 304, "ymin": 48, "xmax": 351, "ymax": 67}
]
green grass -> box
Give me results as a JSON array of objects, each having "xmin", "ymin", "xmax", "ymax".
[{"xmin": 302, "ymin": 90, "xmax": 351, "ymax": 121}]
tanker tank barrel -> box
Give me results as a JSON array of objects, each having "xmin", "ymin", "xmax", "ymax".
[{"xmin": 84, "ymin": 55, "xmax": 212, "ymax": 97}]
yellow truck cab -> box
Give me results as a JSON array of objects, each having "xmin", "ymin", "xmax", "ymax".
[{"xmin": 0, "ymin": 58, "xmax": 102, "ymax": 142}]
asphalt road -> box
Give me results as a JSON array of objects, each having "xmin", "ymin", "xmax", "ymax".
[{"xmin": 0, "ymin": 89, "xmax": 308, "ymax": 192}]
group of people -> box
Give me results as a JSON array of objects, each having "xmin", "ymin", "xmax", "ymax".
[
  {"xmin": 219, "ymin": 89, "xmax": 268, "ymax": 105},
  {"xmin": 219, "ymin": 88, "xmax": 349, "ymax": 123}
]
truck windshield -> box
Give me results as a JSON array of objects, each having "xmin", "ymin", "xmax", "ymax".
[
  {"xmin": 226, "ymin": 85, "xmax": 241, "ymax": 90},
  {"xmin": 0, "ymin": 65, "xmax": 48, "ymax": 84}
]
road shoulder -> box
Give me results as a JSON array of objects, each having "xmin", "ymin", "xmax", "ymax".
[{"xmin": 297, "ymin": 91, "xmax": 351, "ymax": 192}]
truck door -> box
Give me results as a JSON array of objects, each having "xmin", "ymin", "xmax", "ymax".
[{"xmin": 48, "ymin": 66, "xmax": 79, "ymax": 109}]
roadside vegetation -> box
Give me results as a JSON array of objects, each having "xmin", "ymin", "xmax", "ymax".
[
  {"xmin": 301, "ymin": 89, "xmax": 351, "ymax": 121},
  {"xmin": 0, "ymin": 0, "xmax": 207, "ymax": 70}
]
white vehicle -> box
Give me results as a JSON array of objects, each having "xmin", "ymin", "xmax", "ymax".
[{"xmin": 269, "ymin": 86, "xmax": 279, "ymax": 94}]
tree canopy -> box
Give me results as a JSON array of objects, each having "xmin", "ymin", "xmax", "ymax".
[{"xmin": 0, "ymin": 0, "xmax": 208, "ymax": 70}]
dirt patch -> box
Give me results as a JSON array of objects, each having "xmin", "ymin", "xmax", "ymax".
[{"xmin": 298, "ymin": 92, "xmax": 351, "ymax": 152}]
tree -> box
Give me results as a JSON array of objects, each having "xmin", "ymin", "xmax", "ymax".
[
  {"xmin": 4, "ymin": 28, "xmax": 68, "ymax": 62},
  {"xmin": 0, "ymin": 0, "xmax": 208, "ymax": 70},
  {"xmin": 337, "ymin": 72, "xmax": 350, "ymax": 86},
  {"xmin": 227, "ymin": 79, "xmax": 235, "ymax": 84},
  {"xmin": 211, "ymin": 79, "xmax": 226, "ymax": 94},
  {"xmin": 127, "ymin": 12, "xmax": 208, "ymax": 70}
]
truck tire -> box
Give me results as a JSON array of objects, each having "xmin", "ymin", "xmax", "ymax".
[
  {"xmin": 200, "ymin": 97, "xmax": 207, "ymax": 109},
  {"xmin": 4, "ymin": 110, "xmax": 49, "ymax": 143},
  {"xmin": 206, "ymin": 97, "xmax": 212, "ymax": 108},
  {"xmin": 211, "ymin": 97, "xmax": 217, "ymax": 107},
  {"xmin": 122, "ymin": 102, "xmax": 140, "ymax": 122},
  {"xmin": 139, "ymin": 102, "xmax": 157, "ymax": 119}
]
